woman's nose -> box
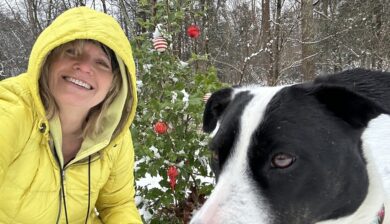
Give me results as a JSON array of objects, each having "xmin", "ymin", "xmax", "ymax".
[{"xmin": 73, "ymin": 58, "xmax": 93, "ymax": 74}]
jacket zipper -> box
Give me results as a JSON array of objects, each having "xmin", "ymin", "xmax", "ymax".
[
  {"xmin": 48, "ymin": 136, "xmax": 101, "ymax": 223},
  {"xmin": 60, "ymin": 168, "xmax": 69, "ymax": 224},
  {"xmin": 53, "ymin": 147, "xmax": 68, "ymax": 224},
  {"xmin": 55, "ymin": 187, "xmax": 62, "ymax": 224},
  {"xmin": 51, "ymin": 145, "xmax": 99, "ymax": 223}
]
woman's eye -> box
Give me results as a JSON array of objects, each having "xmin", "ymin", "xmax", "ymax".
[
  {"xmin": 96, "ymin": 60, "xmax": 111, "ymax": 69},
  {"xmin": 271, "ymin": 153, "xmax": 296, "ymax": 169},
  {"xmin": 65, "ymin": 48, "xmax": 76, "ymax": 56}
]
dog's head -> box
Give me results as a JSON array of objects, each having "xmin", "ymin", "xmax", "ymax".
[{"xmin": 191, "ymin": 83, "xmax": 387, "ymax": 224}]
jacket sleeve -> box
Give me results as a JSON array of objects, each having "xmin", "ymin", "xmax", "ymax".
[
  {"xmin": 0, "ymin": 81, "xmax": 31, "ymax": 187},
  {"xmin": 96, "ymin": 130, "xmax": 142, "ymax": 224}
]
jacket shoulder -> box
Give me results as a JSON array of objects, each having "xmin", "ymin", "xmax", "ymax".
[
  {"xmin": 0, "ymin": 74, "xmax": 35, "ymax": 108},
  {"xmin": 0, "ymin": 74, "xmax": 36, "ymax": 143}
]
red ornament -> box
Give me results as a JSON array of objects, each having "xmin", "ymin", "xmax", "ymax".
[
  {"xmin": 152, "ymin": 37, "xmax": 168, "ymax": 52},
  {"xmin": 167, "ymin": 166, "xmax": 179, "ymax": 190},
  {"xmin": 154, "ymin": 121, "xmax": 168, "ymax": 134},
  {"xmin": 187, "ymin": 24, "xmax": 200, "ymax": 38}
]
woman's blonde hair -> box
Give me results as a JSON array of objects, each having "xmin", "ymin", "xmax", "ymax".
[{"xmin": 39, "ymin": 39, "xmax": 122, "ymax": 138}]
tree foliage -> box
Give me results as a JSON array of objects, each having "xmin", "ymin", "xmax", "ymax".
[{"xmin": 131, "ymin": 1, "xmax": 222, "ymax": 223}]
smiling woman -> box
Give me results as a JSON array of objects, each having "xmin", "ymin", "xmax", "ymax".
[
  {"xmin": 0, "ymin": 7, "xmax": 142, "ymax": 224},
  {"xmin": 39, "ymin": 40, "xmax": 123, "ymax": 164},
  {"xmin": 40, "ymin": 40, "xmax": 122, "ymax": 139}
]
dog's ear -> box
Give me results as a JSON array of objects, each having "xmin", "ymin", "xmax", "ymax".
[
  {"xmin": 203, "ymin": 88, "xmax": 234, "ymax": 133},
  {"xmin": 310, "ymin": 84, "xmax": 388, "ymax": 129}
]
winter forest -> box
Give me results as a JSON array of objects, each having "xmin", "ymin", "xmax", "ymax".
[{"xmin": 1, "ymin": 0, "xmax": 390, "ymax": 223}]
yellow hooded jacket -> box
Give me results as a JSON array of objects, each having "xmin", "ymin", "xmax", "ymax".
[{"xmin": 0, "ymin": 7, "xmax": 142, "ymax": 224}]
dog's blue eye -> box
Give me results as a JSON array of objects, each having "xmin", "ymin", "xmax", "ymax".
[{"xmin": 271, "ymin": 153, "xmax": 295, "ymax": 169}]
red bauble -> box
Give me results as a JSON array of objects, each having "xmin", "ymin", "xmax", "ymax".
[
  {"xmin": 154, "ymin": 121, "xmax": 168, "ymax": 134},
  {"xmin": 152, "ymin": 37, "xmax": 168, "ymax": 52},
  {"xmin": 167, "ymin": 166, "xmax": 179, "ymax": 190},
  {"xmin": 187, "ymin": 25, "xmax": 200, "ymax": 38}
]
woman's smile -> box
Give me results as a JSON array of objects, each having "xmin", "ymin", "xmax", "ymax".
[{"xmin": 63, "ymin": 76, "xmax": 93, "ymax": 90}]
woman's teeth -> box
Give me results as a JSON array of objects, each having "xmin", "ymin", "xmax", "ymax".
[{"xmin": 65, "ymin": 77, "xmax": 92, "ymax": 90}]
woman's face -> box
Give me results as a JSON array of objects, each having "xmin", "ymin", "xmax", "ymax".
[{"xmin": 48, "ymin": 42, "xmax": 114, "ymax": 111}]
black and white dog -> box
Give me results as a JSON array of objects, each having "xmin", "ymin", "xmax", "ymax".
[{"xmin": 191, "ymin": 69, "xmax": 389, "ymax": 224}]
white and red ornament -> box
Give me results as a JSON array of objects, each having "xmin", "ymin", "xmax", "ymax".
[
  {"xmin": 152, "ymin": 36, "xmax": 168, "ymax": 52},
  {"xmin": 203, "ymin": 92, "xmax": 212, "ymax": 103}
]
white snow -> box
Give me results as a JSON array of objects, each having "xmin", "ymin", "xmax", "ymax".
[
  {"xmin": 136, "ymin": 80, "xmax": 143, "ymax": 92},
  {"xmin": 142, "ymin": 64, "xmax": 152, "ymax": 71},
  {"xmin": 149, "ymin": 146, "xmax": 161, "ymax": 159},
  {"xmin": 137, "ymin": 173, "xmax": 166, "ymax": 191},
  {"xmin": 171, "ymin": 91, "xmax": 178, "ymax": 103},
  {"xmin": 181, "ymin": 89, "xmax": 189, "ymax": 103},
  {"xmin": 152, "ymin": 24, "xmax": 163, "ymax": 38},
  {"xmin": 179, "ymin": 61, "xmax": 189, "ymax": 68},
  {"xmin": 181, "ymin": 89, "xmax": 189, "ymax": 109}
]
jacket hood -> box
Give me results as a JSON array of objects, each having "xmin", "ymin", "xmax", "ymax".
[{"xmin": 27, "ymin": 7, "xmax": 137, "ymax": 163}]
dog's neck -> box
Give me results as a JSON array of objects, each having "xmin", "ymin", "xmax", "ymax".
[
  {"xmin": 360, "ymin": 139, "xmax": 387, "ymax": 224},
  {"xmin": 317, "ymin": 142, "xmax": 386, "ymax": 224}
]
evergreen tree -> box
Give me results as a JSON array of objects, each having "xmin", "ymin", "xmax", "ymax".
[{"xmin": 130, "ymin": 1, "xmax": 223, "ymax": 223}]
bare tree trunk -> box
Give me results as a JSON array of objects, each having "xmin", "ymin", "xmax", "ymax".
[
  {"xmin": 301, "ymin": 0, "xmax": 315, "ymax": 81},
  {"xmin": 271, "ymin": 0, "xmax": 282, "ymax": 86},
  {"xmin": 46, "ymin": 0, "xmax": 53, "ymax": 27},
  {"xmin": 198, "ymin": 0, "xmax": 212, "ymax": 71},
  {"xmin": 25, "ymin": 0, "xmax": 42, "ymax": 38},
  {"xmin": 322, "ymin": 0, "xmax": 329, "ymax": 16},
  {"xmin": 118, "ymin": 0, "xmax": 128, "ymax": 36},
  {"xmin": 372, "ymin": 0, "xmax": 383, "ymax": 69},
  {"xmin": 261, "ymin": 0, "xmax": 270, "ymax": 53},
  {"xmin": 100, "ymin": 0, "xmax": 107, "ymax": 13},
  {"xmin": 174, "ymin": 0, "xmax": 184, "ymax": 59},
  {"xmin": 261, "ymin": 0, "xmax": 273, "ymax": 85}
]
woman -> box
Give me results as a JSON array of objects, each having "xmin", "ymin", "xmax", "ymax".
[{"xmin": 0, "ymin": 7, "xmax": 142, "ymax": 224}]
